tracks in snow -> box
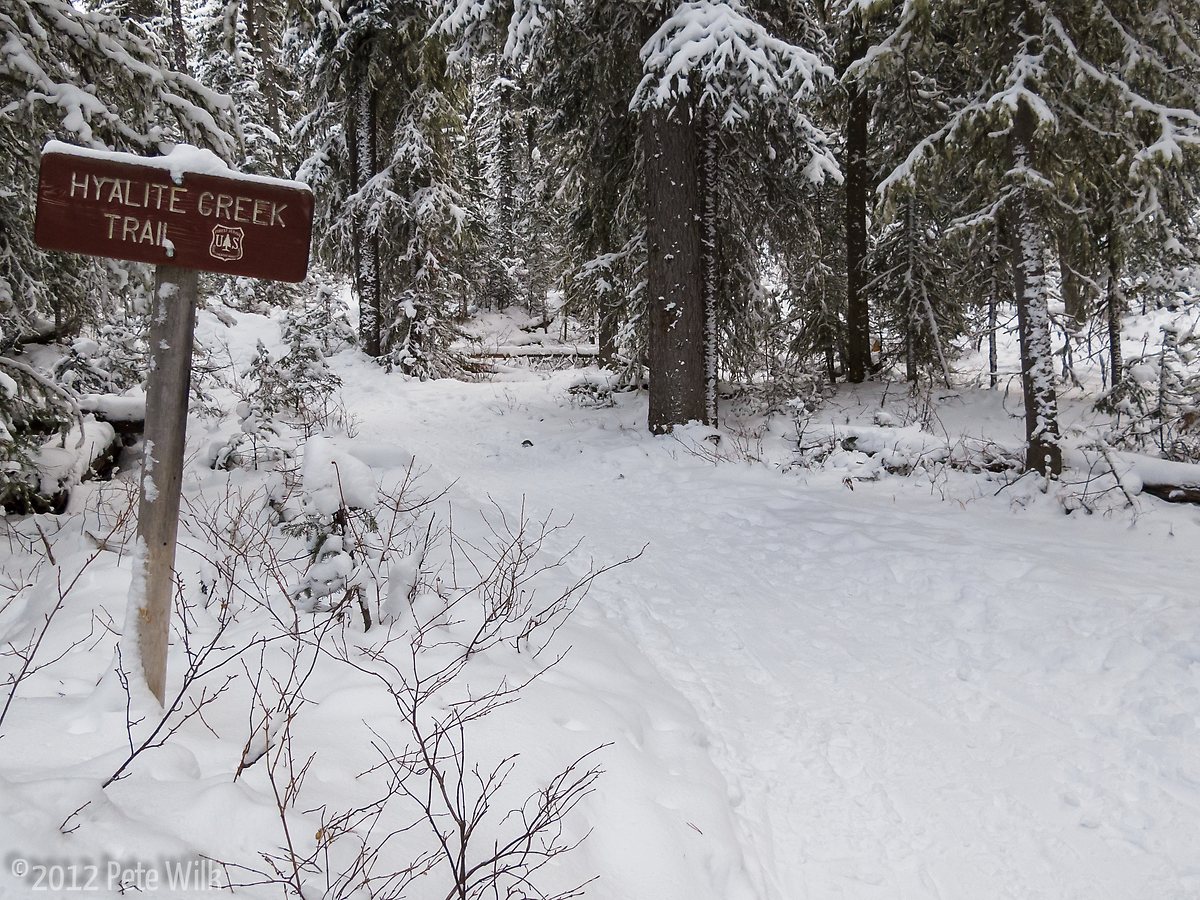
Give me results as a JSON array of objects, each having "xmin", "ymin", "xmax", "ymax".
[{"xmin": 344, "ymin": 371, "xmax": 1200, "ymax": 900}]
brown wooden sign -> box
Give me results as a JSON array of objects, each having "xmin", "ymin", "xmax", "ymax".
[{"xmin": 35, "ymin": 144, "xmax": 313, "ymax": 282}]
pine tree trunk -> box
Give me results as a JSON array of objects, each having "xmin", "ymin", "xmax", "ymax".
[
  {"xmin": 988, "ymin": 293, "xmax": 999, "ymax": 389},
  {"xmin": 168, "ymin": 0, "xmax": 188, "ymax": 73},
  {"xmin": 843, "ymin": 15, "xmax": 871, "ymax": 384},
  {"xmin": 644, "ymin": 104, "xmax": 706, "ymax": 433},
  {"xmin": 599, "ymin": 304, "xmax": 618, "ymax": 367},
  {"xmin": 922, "ymin": 289, "xmax": 952, "ymax": 388},
  {"xmin": 905, "ymin": 318, "xmax": 918, "ymax": 383},
  {"xmin": 1058, "ymin": 234, "xmax": 1087, "ymax": 329},
  {"xmin": 525, "ymin": 111, "xmax": 543, "ymax": 318},
  {"xmin": 903, "ymin": 200, "xmax": 919, "ymax": 383},
  {"xmin": 700, "ymin": 106, "xmax": 719, "ymax": 427},
  {"xmin": 244, "ymin": 0, "xmax": 286, "ymax": 175},
  {"xmin": 497, "ymin": 74, "xmax": 516, "ymax": 312},
  {"xmin": 1106, "ymin": 258, "xmax": 1124, "ymax": 391},
  {"xmin": 988, "ymin": 225, "xmax": 1001, "ymax": 389},
  {"xmin": 1007, "ymin": 99, "xmax": 1062, "ymax": 476},
  {"xmin": 353, "ymin": 66, "xmax": 381, "ymax": 357},
  {"xmin": 593, "ymin": 214, "xmax": 619, "ymax": 367}
]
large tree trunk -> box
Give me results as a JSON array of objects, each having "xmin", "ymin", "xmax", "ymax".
[
  {"xmin": 700, "ymin": 106, "xmax": 719, "ymax": 427},
  {"xmin": 644, "ymin": 104, "xmax": 707, "ymax": 433},
  {"xmin": 353, "ymin": 66, "xmax": 382, "ymax": 357},
  {"xmin": 843, "ymin": 15, "xmax": 871, "ymax": 384},
  {"xmin": 1008, "ymin": 98, "xmax": 1063, "ymax": 476}
]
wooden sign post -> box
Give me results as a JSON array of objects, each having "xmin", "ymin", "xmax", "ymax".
[{"xmin": 35, "ymin": 142, "xmax": 313, "ymax": 703}]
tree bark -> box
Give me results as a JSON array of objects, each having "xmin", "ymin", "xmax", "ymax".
[
  {"xmin": 496, "ymin": 72, "xmax": 516, "ymax": 311},
  {"xmin": 1106, "ymin": 256, "xmax": 1124, "ymax": 390},
  {"xmin": 644, "ymin": 104, "xmax": 706, "ymax": 433},
  {"xmin": 168, "ymin": 0, "xmax": 188, "ymax": 74},
  {"xmin": 700, "ymin": 106, "xmax": 719, "ymax": 427},
  {"xmin": 843, "ymin": 15, "xmax": 871, "ymax": 383},
  {"xmin": 1008, "ymin": 98, "xmax": 1063, "ymax": 476},
  {"xmin": 353, "ymin": 64, "xmax": 381, "ymax": 357},
  {"xmin": 988, "ymin": 223, "xmax": 1003, "ymax": 389}
]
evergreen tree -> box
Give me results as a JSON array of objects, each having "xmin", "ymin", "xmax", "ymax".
[
  {"xmin": 633, "ymin": 0, "xmax": 836, "ymax": 431},
  {"xmin": 0, "ymin": 0, "xmax": 236, "ymax": 502},
  {"xmin": 191, "ymin": 0, "xmax": 295, "ymax": 177},
  {"xmin": 295, "ymin": 0, "xmax": 474, "ymax": 375},
  {"xmin": 871, "ymin": 0, "xmax": 1200, "ymax": 475}
]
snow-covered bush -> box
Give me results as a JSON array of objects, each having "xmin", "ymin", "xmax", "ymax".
[
  {"xmin": 276, "ymin": 301, "xmax": 349, "ymax": 432},
  {"xmin": 1104, "ymin": 323, "xmax": 1200, "ymax": 463},
  {"xmin": 213, "ymin": 297, "xmax": 353, "ymax": 469},
  {"xmin": 204, "ymin": 275, "xmax": 303, "ymax": 314},
  {"xmin": 0, "ymin": 359, "xmax": 76, "ymax": 511},
  {"xmin": 282, "ymin": 437, "xmax": 379, "ymax": 629},
  {"xmin": 566, "ymin": 371, "xmax": 617, "ymax": 408},
  {"xmin": 212, "ymin": 342, "xmax": 288, "ymax": 471},
  {"xmin": 52, "ymin": 311, "xmax": 147, "ymax": 396}
]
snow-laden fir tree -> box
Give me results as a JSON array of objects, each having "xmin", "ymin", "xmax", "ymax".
[
  {"xmin": 294, "ymin": 0, "xmax": 474, "ymax": 376},
  {"xmin": 869, "ymin": 0, "xmax": 1200, "ymax": 475},
  {"xmin": 632, "ymin": 0, "xmax": 837, "ymax": 431},
  {"xmin": 868, "ymin": 197, "xmax": 957, "ymax": 385},
  {"xmin": 0, "ymin": 0, "xmax": 236, "ymax": 504},
  {"xmin": 438, "ymin": 0, "xmax": 838, "ymax": 429},
  {"xmin": 456, "ymin": 56, "xmax": 566, "ymax": 321},
  {"xmin": 190, "ymin": 0, "xmax": 294, "ymax": 177},
  {"xmin": 844, "ymin": 0, "xmax": 972, "ymax": 385}
]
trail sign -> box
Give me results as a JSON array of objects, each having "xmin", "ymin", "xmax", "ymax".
[
  {"xmin": 35, "ymin": 141, "xmax": 313, "ymax": 282},
  {"xmin": 34, "ymin": 141, "xmax": 313, "ymax": 705}
]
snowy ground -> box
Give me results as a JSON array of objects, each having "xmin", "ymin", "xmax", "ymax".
[
  {"xmin": 2, "ymin": 306, "xmax": 1199, "ymax": 900},
  {"xmin": 340, "ymin": 359, "xmax": 1200, "ymax": 900}
]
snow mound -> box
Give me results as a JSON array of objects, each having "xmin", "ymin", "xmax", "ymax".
[{"xmin": 300, "ymin": 435, "xmax": 377, "ymax": 514}]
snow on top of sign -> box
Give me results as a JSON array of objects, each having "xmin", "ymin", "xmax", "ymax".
[{"xmin": 42, "ymin": 140, "xmax": 311, "ymax": 192}]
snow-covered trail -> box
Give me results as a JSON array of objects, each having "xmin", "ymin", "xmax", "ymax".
[{"xmin": 342, "ymin": 363, "xmax": 1200, "ymax": 900}]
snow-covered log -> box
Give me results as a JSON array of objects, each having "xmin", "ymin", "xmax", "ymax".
[
  {"xmin": 470, "ymin": 344, "xmax": 599, "ymax": 358},
  {"xmin": 1114, "ymin": 453, "xmax": 1200, "ymax": 505},
  {"xmin": 79, "ymin": 393, "xmax": 146, "ymax": 440},
  {"xmin": 78, "ymin": 393, "xmax": 146, "ymax": 423},
  {"xmin": 31, "ymin": 417, "xmax": 120, "ymax": 512}
]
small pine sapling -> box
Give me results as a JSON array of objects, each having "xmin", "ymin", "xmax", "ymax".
[
  {"xmin": 277, "ymin": 304, "xmax": 344, "ymax": 432},
  {"xmin": 1104, "ymin": 323, "xmax": 1200, "ymax": 462},
  {"xmin": 213, "ymin": 341, "xmax": 287, "ymax": 470}
]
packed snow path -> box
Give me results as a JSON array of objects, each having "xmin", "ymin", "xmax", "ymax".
[{"xmin": 343, "ymin": 361, "xmax": 1200, "ymax": 900}]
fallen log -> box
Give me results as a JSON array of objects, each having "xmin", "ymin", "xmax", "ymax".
[
  {"xmin": 9, "ymin": 417, "xmax": 122, "ymax": 514},
  {"xmin": 1141, "ymin": 483, "xmax": 1200, "ymax": 504},
  {"xmin": 79, "ymin": 393, "xmax": 145, "ymax": 440},
  {"xmin": 469, "ymin": 344, "xmax": 599, "ymax": 359},
  {"xmin": 1113, "ymin": 452, "xmax": 1200, "ymax": 505}
]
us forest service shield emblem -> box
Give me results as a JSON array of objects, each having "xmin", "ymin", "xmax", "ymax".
[{"xmin": 209, "ymin": 224, "xmax": 245, "ymax": 261}]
